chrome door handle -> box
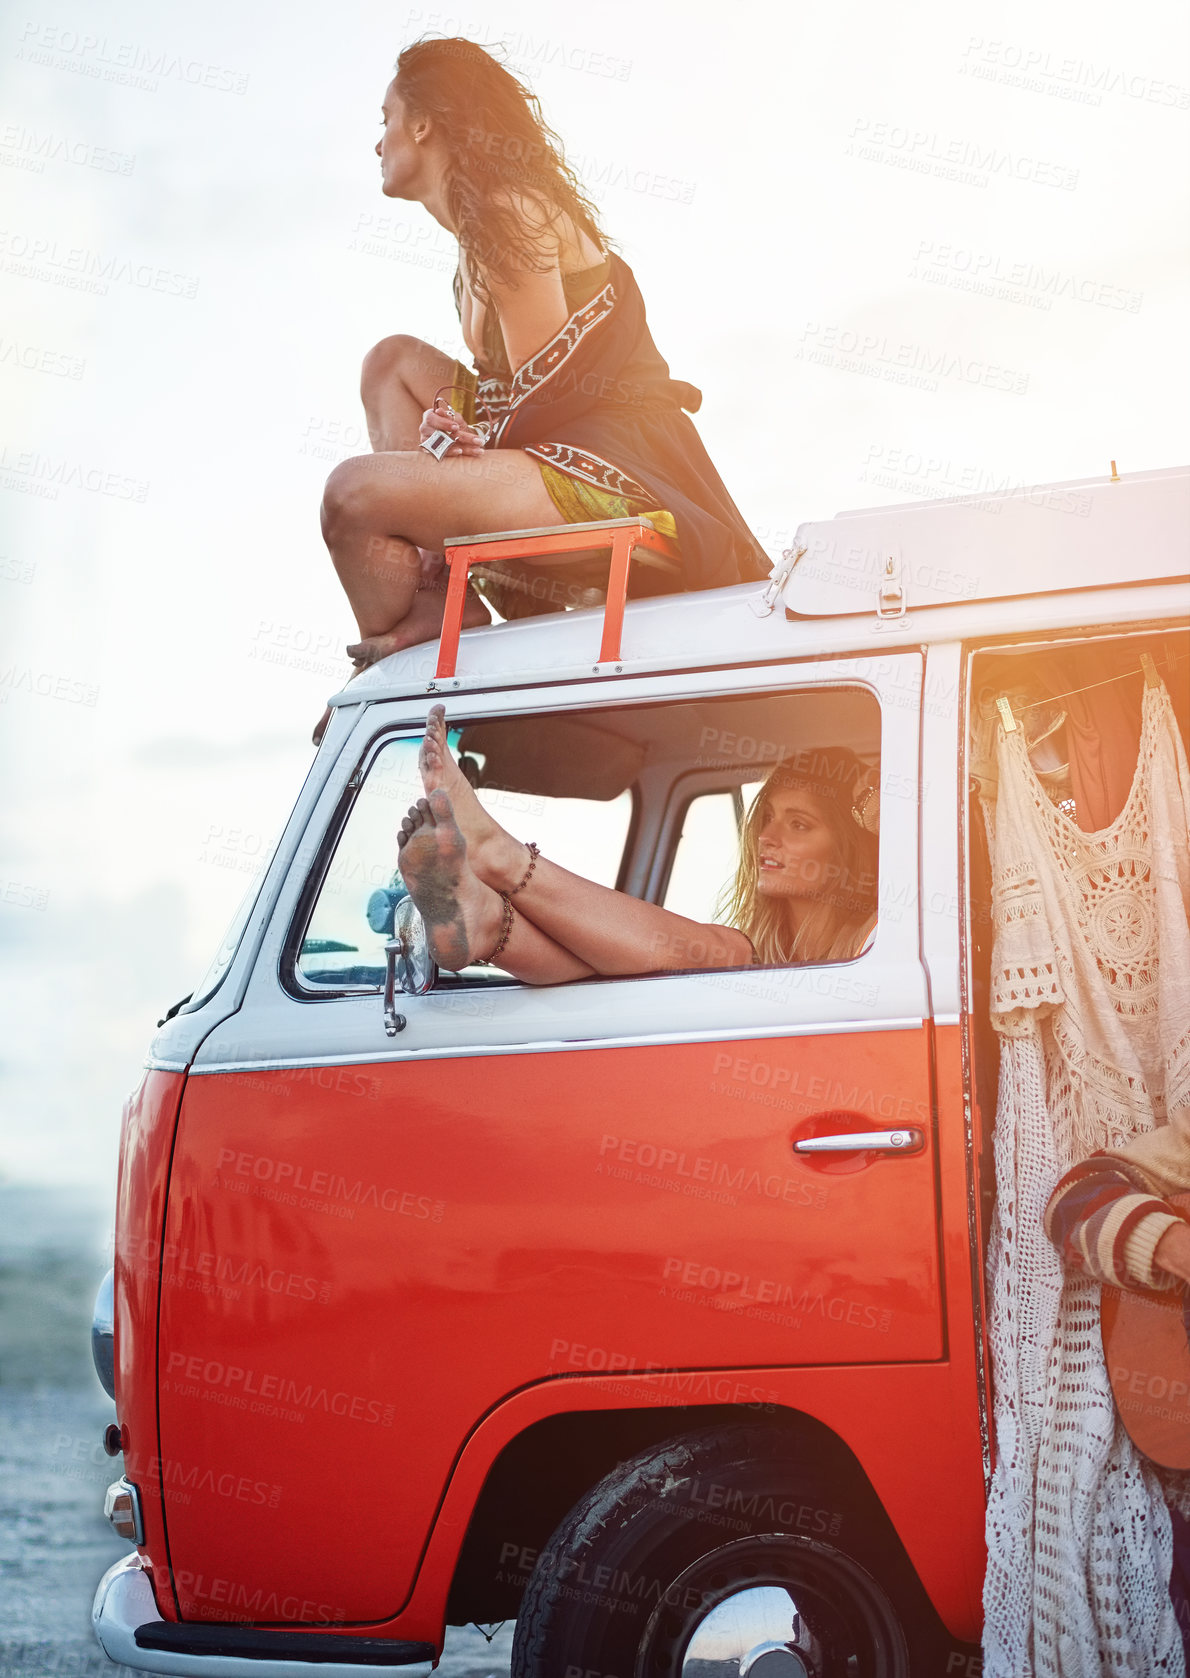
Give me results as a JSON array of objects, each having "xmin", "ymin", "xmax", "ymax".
[{"xmin": 793, "ymin": 1128, "xmax": 924, "ymax": 1154}]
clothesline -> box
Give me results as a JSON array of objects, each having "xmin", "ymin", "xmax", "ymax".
[{"xmin": 1013, "ymin": 650, "xmax": 1188, "ymax": 717}]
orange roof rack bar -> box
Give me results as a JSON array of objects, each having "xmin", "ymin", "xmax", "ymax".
[{"xmin": 435, "ymin": 516, "xmax": 680, "ymax": 679}]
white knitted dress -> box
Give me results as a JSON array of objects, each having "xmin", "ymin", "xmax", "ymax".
[{"xmin": 981, "ymin": 680, "xmax": 1190, "ymax": 1677}]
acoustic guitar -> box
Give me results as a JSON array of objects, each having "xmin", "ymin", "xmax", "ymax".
[{"xmin": 1101, "ymin": 1194, "xmax": 1190, "ymax": 1468}]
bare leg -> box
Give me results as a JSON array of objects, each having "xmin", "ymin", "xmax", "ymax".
[
  {"xmin": 320, "ymin": 448, "xmax": 557, "ymax": 664},
  {"xmin": 397, "ymin": 793, "xmax": 592, "ymax": 983},
  {"xmin": 312, "ymin": 337, "xmax": 493, "ymax": 742},
  {"xmin": 417, "ymin": 706, "xmax": 756, "ymax": 975},
  {"xmin": 354, "ymin": 335, "xmax": 491, "ymax": 660},
  {"xmin": 315, "ymin": 338, "xmax": 452, "ymax": 743},
  {"xmin": 360, "ymin": 334, "xmax": 456, "ymax": 453}
]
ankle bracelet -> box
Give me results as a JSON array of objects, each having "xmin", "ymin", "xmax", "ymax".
[
  {"xmin": 476, "ymin": 893, "xmax": 515, "ymax": 966},
  {"xmin": 509, "ymin": 842, "xmax": 540, "ymax": 897}
]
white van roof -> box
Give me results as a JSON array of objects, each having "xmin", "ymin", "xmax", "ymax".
[
  {"xmin": 333, "ymin": 465, "xmax": 1189, "ymax": 706},
  {"xmin": 780, "ymin": 463, "xmax": 1188, "ymax": 617}
]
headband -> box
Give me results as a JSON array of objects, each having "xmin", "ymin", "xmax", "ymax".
[{"xmin": 851, "ymin": 774, "xmax": 880, "ymax": 835}]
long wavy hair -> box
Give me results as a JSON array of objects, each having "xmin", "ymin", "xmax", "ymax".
[
  {"xmin": 718, "ymin": 749, "xmax": 880, "ymax": 965},
  {"xmin": 393, "ymin": 37, "xmax": 607, "ymax": 299}
]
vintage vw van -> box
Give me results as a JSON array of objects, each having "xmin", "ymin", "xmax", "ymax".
[{"xmin": 91, "ymin": 465, "xmax": 1189, "ymax": 1678}]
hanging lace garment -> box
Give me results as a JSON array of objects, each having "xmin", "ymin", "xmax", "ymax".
[{"xmin": 982, "ymin": 678, "xmax": 1190, "ymax": 1678}]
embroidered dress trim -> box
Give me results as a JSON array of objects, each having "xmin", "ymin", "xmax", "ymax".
[
  {"xmin": 472, "ymin": 374, "xmax": 510, "ymax": 438},
  {"xmin": 523, "ymin": 441, "xmax": 651, "ymax": 503},
  {"xmin": 489, "ymin": 282, "xmax": 617, "ymax": 443}
]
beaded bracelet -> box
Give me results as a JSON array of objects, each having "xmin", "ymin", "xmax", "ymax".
[
  {"xmin": 509, "ymin": 841, "xmax": 540, "ymax": 897},
  {"xmin": 476, "ymin": 893, "xmax": 515, "ymax": 967}
]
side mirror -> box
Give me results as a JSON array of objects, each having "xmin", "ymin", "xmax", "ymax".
[
  {"xmin": 382, "ymin": 898, "xmax": 438, "ymax": 1036},
  {"xmin": 367, "ymin": 884, "xmax": 406, "ymax": 935}
]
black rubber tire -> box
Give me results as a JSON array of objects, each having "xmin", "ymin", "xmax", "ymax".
[{"xmin": 510, "ymin": 1420, "xmax": 917, "ymax": 1678}]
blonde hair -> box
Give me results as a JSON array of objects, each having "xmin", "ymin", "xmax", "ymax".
[{"xmin": 718, "ymin": 749, "xmax": 879, "ymax": 965}]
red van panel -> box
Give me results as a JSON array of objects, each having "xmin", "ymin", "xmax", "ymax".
[
  {"xmin": 114, "ymin": 1067, "xmax": 187, "ymax": 1619},
  {"xmin": 158, "ymin": 1027, "xmax": 940, "ymax": 1624}
]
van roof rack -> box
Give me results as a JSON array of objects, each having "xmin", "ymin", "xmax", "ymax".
[{"xmin": 436, "ymin": 517, "xmax": 680, "ymax": 679}]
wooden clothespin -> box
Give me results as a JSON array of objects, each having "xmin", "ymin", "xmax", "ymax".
[
  {"xmin": 1140, "ymin": 652, "xmax": 1161, "ymax": 689},
  {"xmin": 995, "ymin": 695, "xmax": 1018, "ymax": 733}
]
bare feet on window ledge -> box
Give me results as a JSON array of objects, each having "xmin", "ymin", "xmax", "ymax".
[
  {"xmin": 395, "ymin": 790, "xmax": 502, "ymax": 970},
  {"xmin": 418, "ymin": 702, "xmax": 527, "ymax": 890}
]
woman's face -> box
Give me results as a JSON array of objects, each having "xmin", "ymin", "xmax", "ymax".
[
  {"xmin": 376, "ymin": 81, "xmax": 425, "ymax": 198},
  {"xmin": 754, "ymin": 785, "xmax": 842, "ymax": 903}
]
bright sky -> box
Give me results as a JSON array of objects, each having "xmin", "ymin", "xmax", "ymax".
[{"xmin": 1, "ymin": 0, "xmax": 1187, "ymax": 1187}]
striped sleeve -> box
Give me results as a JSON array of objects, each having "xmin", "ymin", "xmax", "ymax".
[{"xmin": 1044, "ymin": 1153, "xmax": 1187, "ymax": 1291}]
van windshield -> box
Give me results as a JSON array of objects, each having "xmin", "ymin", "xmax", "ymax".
[{"xmin": 184, "ymin": 843, "xmax": 277, "ymax": 1012}]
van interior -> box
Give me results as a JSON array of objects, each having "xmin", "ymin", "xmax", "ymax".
[
  {"xmin": 297, "ymin": 686, "xmax": 881, "ymax": 991},
  {"xmin": 965, "ymin": 626, "xmax": 1189, "ymax": 1254}
]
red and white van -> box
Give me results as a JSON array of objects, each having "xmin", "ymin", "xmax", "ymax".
[{"xmin": 91, "ymin": 465, "xmax": 1189, "ymax": 1677}]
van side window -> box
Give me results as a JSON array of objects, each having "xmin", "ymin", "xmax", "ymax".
[
  {"xmin": 292, "ymin": 687, "xmax": 881, "ymax": 996},
  {"xmin": 662, "ymin": 785, "xmax": 764, "ymax": 925},
  {"xmin": 296, "ymin": 731, "xmax": 634, "ymax": 991}
]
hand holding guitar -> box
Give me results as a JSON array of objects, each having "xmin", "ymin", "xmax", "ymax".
[
  {"xmin": 1099, "ymin": 1192, "xmax": 1190, "ymax": 1469},
  {"xmin": 1153, "ymin": 1221, "xmax": 1190, "ymax": 1285}
]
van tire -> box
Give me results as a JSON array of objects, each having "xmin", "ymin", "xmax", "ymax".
[{"xmin": 509, "ymin": 1420, "xmax": 913, "ymax": 1677}]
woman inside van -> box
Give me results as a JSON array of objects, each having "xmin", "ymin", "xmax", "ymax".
[
  {"xmin": 396, "ymin": 706, "xmax": 879, "ymax": 980},
  {"xmin": 315, "ymin": 37, "xmax": 769, "ymax": 739}
]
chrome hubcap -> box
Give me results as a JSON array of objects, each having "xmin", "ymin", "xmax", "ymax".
[
  {"xmin": 638, "ymin": 1532, "xmax": 900, "ymax": 1678},
  {"xmin": 679, "ymin": 1584, "xmax": 815, "ymax": 1677}
]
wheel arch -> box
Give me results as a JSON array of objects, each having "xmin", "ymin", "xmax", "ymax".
[{"xmin": 446, "ymin": 1400, "xmax": 930, "ymax": 1628}]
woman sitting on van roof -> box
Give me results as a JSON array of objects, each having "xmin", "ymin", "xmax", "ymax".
[
  {"xmin": 396, "ymin": 706, "xmax": 878, "ymax": 980},
  {"xmin": 317, "ymin": 37, "xmax": 769, "ymax": 733}
]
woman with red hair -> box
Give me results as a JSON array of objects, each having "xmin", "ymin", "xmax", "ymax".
[{"xmin": 317, "ymin": 38, "xmax": 769, "ymax": 737}]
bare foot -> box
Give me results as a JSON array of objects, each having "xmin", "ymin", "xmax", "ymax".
[
  {"xmin": 347, "ymin": 584, "xmax": 490, "ymax": 667},
  {"xmin": 396, "ymin": 791, "xmax": 504, "ymax": 971},
  {"xmin": 419, "ymin": 703, "xmax": 527, "ymax": 890},
  {"xmin": 312, "ymin": 658, "xmax": 369, "ymax": 747}
]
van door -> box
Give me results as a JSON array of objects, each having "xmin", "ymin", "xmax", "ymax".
[{"xmin": 157, "ymin": 653, "xmax": 939, "ymax": 1623}]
